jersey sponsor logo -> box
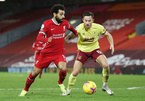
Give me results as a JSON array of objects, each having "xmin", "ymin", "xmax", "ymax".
[
  {"xmin": 53, "ymin": 33, "xmax": 65, "ymax": 39},
  {"xmin": 37, "ymin": 47, "xmax": 43, "ymax": 50},
  {"xmin": 83, "ymin": 37, "xmax": 94, "ymax": 42},
  {"xmin": 92, "ymin": 27, "xmax": 97, "ymax": 29}
]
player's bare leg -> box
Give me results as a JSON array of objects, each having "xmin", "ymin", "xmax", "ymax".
[
  {"xmin": 57, "ymin": 62, "xmax": 67, "ymax": 93},
  {"xmin": 96, "ymin": 55, "xmax": 114, "ymax": 95},
  {"xmin": 61, "ymin": 60, "xmax": 83, "ymax": 95},
  {"xmin": 19, "ymin": 67, "xmax": 42, "ymax": 96},
  {"xmin": 39, "ymin": 71, "xmax": 43, "ymax": 78}
]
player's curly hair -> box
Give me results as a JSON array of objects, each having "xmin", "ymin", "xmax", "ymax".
[
  {"xmin": 83, "ymin": 11, "xmax": 94, "ymax": 18},
  {"xmin": 51, "ymin": 4, "xmax": 65, "ymax": 15}
]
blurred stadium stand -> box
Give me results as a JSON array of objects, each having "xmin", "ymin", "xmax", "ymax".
[
  {"xmin": 0, "ymin": 9, "xmax": 51, "ymax": 48},
  {"xmin": 0, "ymin": 5, "xmax": 78, "ymax": 48},
  {"xmin": 0, "ymin": 0, "xmax": 145, "ymax": 74}
]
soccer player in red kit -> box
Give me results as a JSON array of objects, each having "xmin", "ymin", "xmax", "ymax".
[
  {"xmin": 19, "ymin": 4, "xmax": 77, "ymax": 96},
  {"xmin": 32, "ymin": 40, "xmax": 45, "ymax": 78}
]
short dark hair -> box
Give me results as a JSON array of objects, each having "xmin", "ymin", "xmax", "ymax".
[
  {"xmin": 51, "ymin": 4, "xmax": 65, "ymax": 15},
  {"xmin": 83, "ymin": 11, "xmax": 94, "ymax": 18}
]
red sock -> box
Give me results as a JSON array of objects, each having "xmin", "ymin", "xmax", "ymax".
[
  {"xmin": 24, "ymin": 73, "xmax": 36, "ymax": 91},
  {"xmin": 58, "ymin": 70, "xmax": 67, "ymax": 84}
]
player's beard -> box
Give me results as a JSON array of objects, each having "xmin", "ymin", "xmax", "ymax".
[
  {"xmin": 55, "ymin": 16, "xmax": 63, "ymax": 23},
  {"xmin": 85, "ymin": 23, "xmax": 91, "ymax": 29}
]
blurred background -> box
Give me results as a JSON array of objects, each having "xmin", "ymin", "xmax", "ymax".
[{"xmin": 0, "ymin": 0, "xmax": 145, "ymax": 74}]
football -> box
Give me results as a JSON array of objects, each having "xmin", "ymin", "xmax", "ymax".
[{"xmin": 83, "ymin": 81, "xmax": 97, "ymax": 94}]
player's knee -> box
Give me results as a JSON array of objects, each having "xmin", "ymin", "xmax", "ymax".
[
  {"xmin": 59, "ymin": 66, "xmax": 66, "ymax": 71},
  {"xmin": 72, "ymin": 72, "xmax": 78, "ymax": 76},
  {"xmin": 102, "ymin": 64, "xmax": 109, "ymax": 69},
  {"xmin": 32, "ymin": 71, "xmax": 39, "ymax": 77}
]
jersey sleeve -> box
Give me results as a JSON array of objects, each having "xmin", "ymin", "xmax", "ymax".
[
  {"xmin": 37, "ymin": 22, "xmax": 48, "ymax": 42},
  {"xmin": 67, "ymin": 21, "xmax": 77, "ymax": 35},
  {"xmin": 99, "ymin": 25, "xmax": 106, "ymax": 35},
  {"xmin": 69, "ymin": 25, "xmax": 77, "ymax": 35},
  {"xmin": 76, "ymin": 24, "xmax": 81, "ymax": 35}
]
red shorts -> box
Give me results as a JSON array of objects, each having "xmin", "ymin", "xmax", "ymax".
[
  {"xmin": 34, "ymin": 52, "xmax": 40, "ymax": 64},
  {"xmin": 35, "ymin": 53, "xmax": 66, "ymax": 69},
  {"xmin": 76, "ymin": 49, "xmax": 103, "ymax": 64}
]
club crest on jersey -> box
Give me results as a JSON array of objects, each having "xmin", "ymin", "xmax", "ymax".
[
  {"xmin": 96, "ymin": 50, "xmax": 102, "ymax": 54},
  {"xmin": 78, "ymin": 56, "xmax": 82, "ymax": 60},
  {"xmin": 63, "ymin": 26, "xmax": 66, "ymax": 31}
]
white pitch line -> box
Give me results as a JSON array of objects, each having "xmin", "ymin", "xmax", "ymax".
[
  {"xmin": 0, "ymin": 88, "xmax": 81, "ymax": 91},
  {"xmin": 127, "ymin": 87, "xmax": 145, "ymax": 90},
  {"xmin": 0, "ymin": 87, "xmax": 145, "ymax": 91}
]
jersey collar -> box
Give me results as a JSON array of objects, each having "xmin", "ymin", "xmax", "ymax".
[{"xmin": 52, "ymin": 18, "xmax": 60, "ymax": 25}]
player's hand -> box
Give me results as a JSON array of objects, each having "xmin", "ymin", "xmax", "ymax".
[
  {"xmin": 65, "ymin": 37, "xmax": 69, "ymax": 43},
  {"xmin": 35, "ymin": 50, "xmax": 38, "ymax": 53},
  {"xmin": 65, "ymin": 32, "xmax": 75, "ymax": 43},
  {"xmin": 110, "ymin": 45, "xmax": 114, "ymax": 55},
  {"xmin": 47, "ymin": 36, "xmax": 53, "ymax": 43}
]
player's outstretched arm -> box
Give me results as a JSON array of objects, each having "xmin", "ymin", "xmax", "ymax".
[
  {"xmin": 66, "ymin": 24, "xmax": 77, "ymax": 43},
  {"xmin": 103, "ymin": 31, "xmax": 114, "ymax": 55}
]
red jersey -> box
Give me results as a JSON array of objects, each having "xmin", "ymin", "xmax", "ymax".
[
  {"xmin": 32, "ymin": 41, "xmax": 46, "ymax": 53},
  {"xmin": 37, "ymin": 18, "xmax": 77, "ymax": 55}
]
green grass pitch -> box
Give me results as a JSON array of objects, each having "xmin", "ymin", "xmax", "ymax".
[{"xmin": 0, "ymin": 72, "xmax": 145, "ymax": 101}]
